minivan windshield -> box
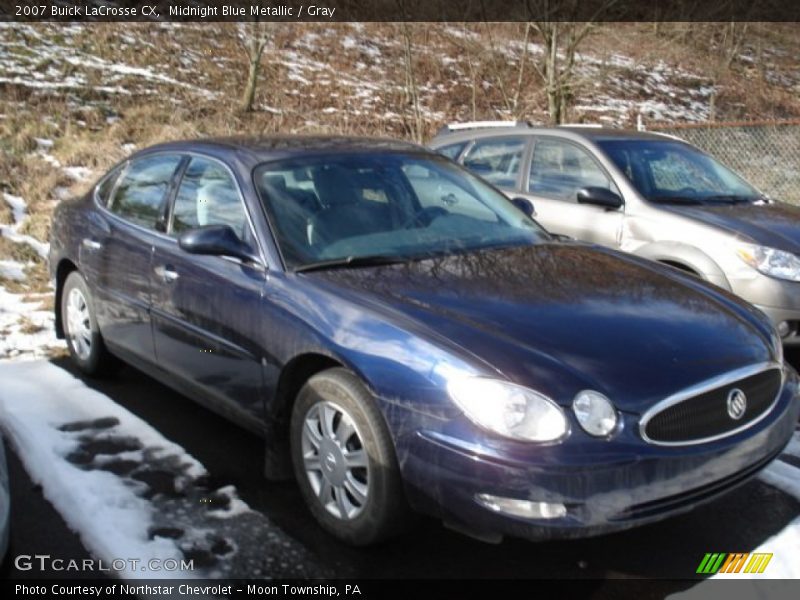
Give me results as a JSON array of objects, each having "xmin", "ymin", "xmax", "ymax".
[
  {"xmin": 597, "ymin": 139, "xmax": 762, "ymax": 205},
  {"xmin": 254, "ymin": 152, "xmax": 548, "ymax": 270}
]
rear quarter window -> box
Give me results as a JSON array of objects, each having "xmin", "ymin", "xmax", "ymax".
[
  {"xmin": 95, "ymin": 168, "xmax": 121, "ymax": 206},
  {"xmin": 108, "ymin": 155, "xmax": 182, "ymax": 230}
]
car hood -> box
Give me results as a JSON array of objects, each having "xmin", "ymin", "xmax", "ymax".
[
  {"xmin": 308, "ymin": 244, "xmax": 775, "ymax": 413},
  {"xmin": 665, "ymin": 201, "xmax": 800, "ymax": 253}
]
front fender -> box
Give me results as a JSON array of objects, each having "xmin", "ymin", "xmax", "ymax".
[{"xmin": 632, "ymin": 240, "xmax": 731, "ymax": 291}]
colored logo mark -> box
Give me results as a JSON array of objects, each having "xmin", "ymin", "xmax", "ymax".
[{"xmin": 696, "ymin": 552, "xmax": 773, "ymax": 574}]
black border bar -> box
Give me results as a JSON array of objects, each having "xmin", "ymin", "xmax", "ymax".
[{"xmin": 2, "ymin": 0, "xmax": 800, "ymax": 22}]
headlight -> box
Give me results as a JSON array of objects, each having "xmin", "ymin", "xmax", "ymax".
[
  {"xmin": 447, "ymin": 378, "xmax": 568, "ymax": 442},
  {"xmin": 736, "ymin": 243, "xmax": 800, "ymax": 282},
  {"xmin": 572, "ymin": 390, "xmax": 618, "ymax": 437}
]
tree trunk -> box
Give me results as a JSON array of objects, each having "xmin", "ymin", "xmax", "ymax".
[{"xmin": 241, "ymin": 58, "xmax": 260, "ymax": 112}]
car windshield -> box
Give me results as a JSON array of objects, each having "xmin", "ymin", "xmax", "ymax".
[
  {"xmin": 254, "ymin": 152, "xmax": 549, "ymax": 270},
  {"xmin": 597, "ymin": 139, "xmax": 762, "ymax": 204}
]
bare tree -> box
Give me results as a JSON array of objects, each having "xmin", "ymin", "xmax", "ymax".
[
  {"xmin": 527, "ymin": 0, "xmax": 618, "ymax": 124},
  {"xmin": 398, "ymin": 21, "xmax": 425, "ymax": 143},
  {"xmin": 705, "ymin": 22, "xmax": 750, "ymax": 120},
  {"xmin": 237, "ymin": 21, "xmax": 277, "ymax": 113}
]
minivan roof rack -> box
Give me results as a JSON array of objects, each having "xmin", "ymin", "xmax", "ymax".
[{"xmin": 436, "ymin": 120, "xmax": 532, "ymax": 136}]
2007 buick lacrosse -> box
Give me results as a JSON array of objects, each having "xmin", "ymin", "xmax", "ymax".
[{"xmin": 49, "ymin": 136, "xmax": 799, "ymax": 545}]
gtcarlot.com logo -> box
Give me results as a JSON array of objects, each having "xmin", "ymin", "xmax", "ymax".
[
  {"xmin": 14, "ymin": 554, "xmax": 194, "ymax": 572},
  {"xmin": 696, "ymin": 552, "xmax": 773, "ymax": 574}
]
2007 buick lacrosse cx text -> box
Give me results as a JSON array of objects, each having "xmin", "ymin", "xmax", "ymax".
[{"xmin": 49, "ymin": 135, "xmax": 800, "ymax": 545}]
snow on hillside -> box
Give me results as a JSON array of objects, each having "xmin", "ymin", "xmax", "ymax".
[
  {"xmin": 0, "ymin": 22, "xmax": 749, "ymax": 129},
  {"xmin": 0, "ymin": 23, "xmax": 215, "ymax": 101}
]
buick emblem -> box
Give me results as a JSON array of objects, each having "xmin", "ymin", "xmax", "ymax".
[{"xmin": 726, "ymin": 389, "xmax": 747, "ymax": 420}]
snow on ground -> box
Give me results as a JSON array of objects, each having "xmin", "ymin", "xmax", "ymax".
[
  {"xmin": 0, "ymin": 287, "xmax": 59, "ymax": 359},
  {"xmin": 0, "ymin": 187, "xmax": 64, "ymax": 360},
  {"xmin": 667, "ymin": 432, "xmax": 800, "ymax": 595},
  {"xmin": 0, "ymin": 360, "xmax": 324, "ymax": 579},
  {"xmin": 1, "ymin": 192, "xmax": 49, "ymax": 260}
]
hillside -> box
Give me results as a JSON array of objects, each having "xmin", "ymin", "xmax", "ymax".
[{"xmin": 1, "ymin": 21, "xmax": 800, "ymax": 351}]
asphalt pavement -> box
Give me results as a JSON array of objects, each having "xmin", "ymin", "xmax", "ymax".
[{"xmin": 4, "ymin": 351, "xmax": 800, "ymax": 589}]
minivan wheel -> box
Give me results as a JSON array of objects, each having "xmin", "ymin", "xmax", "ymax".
[
  {"xmin": 61, "ymin": 271, "xmax": 117, "ymax": 376},
  {"xmin": 290, "ymin": 368, "xmax": 410, "ymax": 545}
]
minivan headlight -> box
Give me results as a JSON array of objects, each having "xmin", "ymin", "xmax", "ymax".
[
  {"xmin": 736, "ymin": 243, "xmax": 800, "ymax": 282},
  {"xmin": 447, "ymin": 378, "xmax": 568, "ymax": 442}
]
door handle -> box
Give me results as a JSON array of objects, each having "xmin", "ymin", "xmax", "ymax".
[
  {"xmin": 82, "ymin": 238, "xmax": 103, "ymax": 251},
  {"xmin": 155, "ymin": 265, "xmax": 179, "ymax": 283}
]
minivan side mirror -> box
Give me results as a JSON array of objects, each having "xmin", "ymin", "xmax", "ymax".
[
  {"xmin": 178, "ymin": 225, "xmax": 261, "ymax": 265},
  {"xmin": 576, "ymin": 187, "xmax": 623, "ymax": 209},
  {"xmin": 511, "ymin": 197, "xmax": 536, "ymax": 218}
]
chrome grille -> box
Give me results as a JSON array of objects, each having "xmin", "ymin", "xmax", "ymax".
[{"xmin": 641, "ymin": 364, "xmax": 782, "ymax": 445}]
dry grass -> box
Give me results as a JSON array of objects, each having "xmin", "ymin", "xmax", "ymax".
[
  {"xmin": 0, "ymin": 235, "xmax": 41, "ymax": 264},
  {"xmin": 17, "ymin": 315, "xmax": 45, "ymax": 334},
  {"xmin": 0, "ymin": 198, "xmax": 11, "ymax": 226}
]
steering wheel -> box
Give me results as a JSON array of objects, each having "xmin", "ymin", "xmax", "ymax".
[{"xmin": 400, "ymin": 206, "xmax": 448, "ymax": 229}]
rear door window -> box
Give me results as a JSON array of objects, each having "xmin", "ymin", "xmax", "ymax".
[
  {"xmin": 109, "ymin": 155, "xmax": 182, "ymax": 229},
  {"xmin": 461, "ymin": 137, "xmax": 526, "ymax": 189}
]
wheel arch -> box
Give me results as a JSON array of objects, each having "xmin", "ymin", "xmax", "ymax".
[
  {"xmin": 263, "ymin": 352, "xmax": 346, "ymax": 480},
  {"xmin": 631, "ymin": 241, "xmax": 731, "ymax": 290},
  {"xmin": 54, "ymin": 258, "xmax": 79, "ymax": 339}
]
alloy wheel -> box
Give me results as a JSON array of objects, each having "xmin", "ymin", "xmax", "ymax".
[
  {"xmin": 301, "ymin": 400, "xmax": 370, "ymax": 520},
  {"xmin": 65, "ymin": 287, "xmax": 92, "ymax": 361}
]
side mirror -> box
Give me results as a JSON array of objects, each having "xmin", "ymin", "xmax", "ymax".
[
  {"xmin": 178, "ymin": 225, "xmax": 261, "ymax": 265},
  {"xmin": 511, "ymin": 197, "xmax": 536, "ymax": 218},
  {"xmin": 577, "ymin": 187, "xmax": 623, "ymax": 209}
]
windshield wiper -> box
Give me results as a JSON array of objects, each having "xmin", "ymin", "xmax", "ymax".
[
  {"xmin": 702, "ymin": 194, "xmax": 758, "ymax": 204},
  {"xmin": 648, "ymin": 196, "xmax": 703, "ymax": 205},
  {"xmin": 294, "ymin": 254, "xmax": 410, "ymax": 273}
]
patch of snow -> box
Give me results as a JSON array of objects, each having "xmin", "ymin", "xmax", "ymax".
[
  {"xmin": 0, "ymin": 286, "xmax": 61, "ymax": 360},
  {"xmin": 0, "ymin": 260, "xmax": 26, "ymax": 281},
  {"xmin": 3, "ymin": 193, "xmax": 26, "ymax": 226},
  {"xmin": 33, "ymin": 137, "xmax": 54, "ymax": 150},
  {"xmin": 1, "ymin": 193, "xmax": 48, "ymax": 260},
  {"xmin": 0, "ymin": 361, "xmax": 199, "ymax": 579},
  {"xmin": 0, "ymin": 360, "xmax": 324, "ymax": 578},
  {"xmin": 759, "ymin": 446, "xmax": 800, "ymax": 501},
  {"xmin": 63, "ymin": 166, "xmax": 92, "ymax": 182}
]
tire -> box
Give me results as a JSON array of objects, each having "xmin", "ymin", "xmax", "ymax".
[
  {"xmin": 290, "ymin": 368, "xmax": 410, "ymax": 545},
  {"xmin": 61, "ymin": 271, "xmax": 118, "ymax": 376}
]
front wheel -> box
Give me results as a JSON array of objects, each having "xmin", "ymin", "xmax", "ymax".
[
  {"xmin": 290, "ymin": 368, "xmax": 410, "ymax": 545},
  {"xmin": 61, "ymin": 271, "xmax": 118, "ymax": 376}
]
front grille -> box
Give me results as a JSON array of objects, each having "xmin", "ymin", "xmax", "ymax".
[{"xmin": 642, "ymin": 367, "xmax": 782, "ymax": 444}]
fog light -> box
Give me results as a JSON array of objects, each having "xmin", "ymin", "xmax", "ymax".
[
  {"xmin": 476, "ymin": 493, "xmax": 567, "ymax": 519},
  {"xmin": 573, "ymin": 390, "xmax": 618, "ymax": 437},
  {"xmin": 777, "ymin": 320, "xmax": 792, "ymax": 338}
]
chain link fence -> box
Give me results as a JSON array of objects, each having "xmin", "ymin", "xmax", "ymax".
[{"xmin": 647, "ymin": 120, "xmax": 800, "ymax": 205}]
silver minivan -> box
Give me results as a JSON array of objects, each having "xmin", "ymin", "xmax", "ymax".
[{"xmin": 430, "ymin": 122, "xmax": 800, "ymax": 344}]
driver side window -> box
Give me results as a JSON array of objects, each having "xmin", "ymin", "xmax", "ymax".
[
  {"xmin": 528, "ymin": 138, "xmax": 616, "ymax": 202},
  {"xmin": 170, "ymin": 157, "xmax": 249, "ymax": 241}
]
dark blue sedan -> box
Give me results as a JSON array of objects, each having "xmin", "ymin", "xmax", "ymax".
[{"xmin": 49, "ymin": 136, "xmax": 799, "ymax": 545}]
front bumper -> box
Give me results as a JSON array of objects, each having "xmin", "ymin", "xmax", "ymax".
[
  {"xmin": 730, "ymin": 273, "xmax": 800, "ymax": 344},
  {"xmin": 397, "ymin": 369, "xmax": 800, "ymax": 542}
]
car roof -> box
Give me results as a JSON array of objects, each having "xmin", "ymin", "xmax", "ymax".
[
  {"xmin": 137, "ymin": 135, "xmax": 429, "ymax": 164},
  {"xmin": 431, "ymin": 125, "xmax": 678, "ymax": 145}
]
